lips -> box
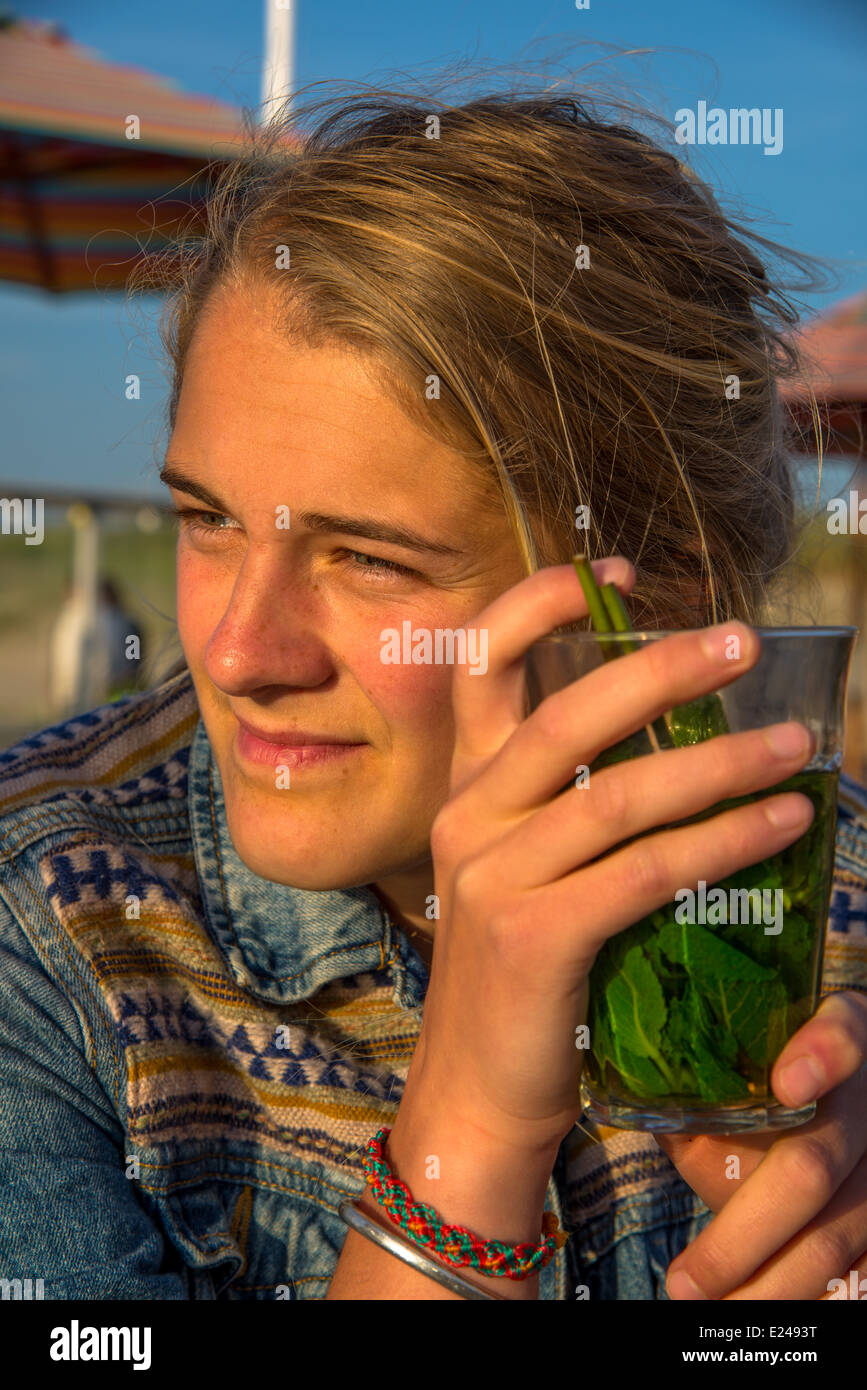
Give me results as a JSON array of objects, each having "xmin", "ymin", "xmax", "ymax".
[
  {"xmin": 232, "ymin": 714, "xmax": 367, "ymax": 771},
  {"xmin": 235, "ymin": 716, "xmax": 361, "ymax": 746}
]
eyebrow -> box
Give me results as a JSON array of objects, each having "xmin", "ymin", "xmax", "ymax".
[{"xmin": 159, "ymin": 464, "xmax": 465, "ymax": 559}]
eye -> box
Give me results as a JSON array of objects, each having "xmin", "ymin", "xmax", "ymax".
[
  {"xmin": 343, "ymin": 549, "xmax": 417, "ymax": 579},
  {"xmin": 172, "ymin": 507, "xmax": 241, "ymax": 536}
]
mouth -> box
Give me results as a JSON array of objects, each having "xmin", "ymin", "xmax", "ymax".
[{"xmin": 233, "ymin": 715, "xmax": 368, "ymax": 770}]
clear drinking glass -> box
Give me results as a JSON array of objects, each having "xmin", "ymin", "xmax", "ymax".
[{"xmin": 524, "ymin": 626, "xmax": 858, "ymax": 1134}]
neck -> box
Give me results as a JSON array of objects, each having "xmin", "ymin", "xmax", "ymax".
[
  {"xmin": 369, "ymin": 874, "xmax": 437, "ymax": 969},
  {"xmin": 370, "ymin": 862, "xmax": 436, "ymax": 936}
]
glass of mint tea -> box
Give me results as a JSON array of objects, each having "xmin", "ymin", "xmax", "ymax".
[{"xmin": 524, "ymin": 625, "xmax": 857, "ymax": 1134}]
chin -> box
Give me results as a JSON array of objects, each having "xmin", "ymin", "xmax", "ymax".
[
  {"xmin": 223, "ymin": 806, "xmax": 339, "ymax": 886},
  {"xmin": 224, "ymin": 796, "xmax": 438, "ymax": 889},
  {"xmin": 221, "ymin": 801, "xmax": 392, "ymax": 890}
]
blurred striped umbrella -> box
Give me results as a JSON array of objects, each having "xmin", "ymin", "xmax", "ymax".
[{"xmin": 0, "ymin": 14, "xmax": 292, "ymax": 293}]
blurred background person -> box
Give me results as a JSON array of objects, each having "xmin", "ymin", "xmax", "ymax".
[{"xmin": 49, "ymin": 575, "xmax": 142, "ymax": 717}]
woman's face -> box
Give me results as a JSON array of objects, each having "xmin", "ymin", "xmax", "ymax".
[{"xmin": 164, "ymin": 281, "xmax": 527, "ymax": 901}]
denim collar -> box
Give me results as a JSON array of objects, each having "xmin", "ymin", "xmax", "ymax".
[{"xmin": 187, "ymin": 718, "xmax": 429, "ymax": 1010}]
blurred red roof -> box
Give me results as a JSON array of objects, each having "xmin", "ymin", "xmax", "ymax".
[
  {"xmin": 782, "ymin": 290, "xmax": 867, "ymax": 457},
  {"xmin": 782, "ymin": 289, "xmax": 867, "ymax": 403}
]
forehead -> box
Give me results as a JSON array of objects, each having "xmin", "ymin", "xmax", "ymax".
[{"xmin": 172, "ymin": 280, "xmax": 510, "ymax": 526}]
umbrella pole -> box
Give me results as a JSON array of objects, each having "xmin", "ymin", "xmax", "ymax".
[{"xmin": 261, "ymin": 0, "xmax": 296, "ymax": 126}]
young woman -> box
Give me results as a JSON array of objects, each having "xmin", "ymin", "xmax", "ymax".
[{"xmin": 1, "ymin": 87, "xmax": 866, "ymax": 1302}]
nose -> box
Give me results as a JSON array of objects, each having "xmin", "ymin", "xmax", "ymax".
[{"xmin": 203, "ymin": 549, "xmax": 335, "ymax": 696}]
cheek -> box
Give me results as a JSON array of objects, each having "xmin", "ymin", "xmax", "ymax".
[
  {"xmin": 348, "ymin": 620, "xmax": 458, "ymax": 745},
  {"xmin": 176, "ymin": 549, "xmax": 228, "ymax": 664}
]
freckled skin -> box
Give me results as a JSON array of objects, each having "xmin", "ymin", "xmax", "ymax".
[{"xmin": 167, "ymin": 282, "xmax": 528, "ymax": 936}]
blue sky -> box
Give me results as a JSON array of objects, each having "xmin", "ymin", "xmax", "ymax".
[{"xmin": 3, "ymin": 0, "xmax": 866, "ymax": 497}]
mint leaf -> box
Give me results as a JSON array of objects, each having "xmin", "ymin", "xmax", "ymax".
[
  {"xmin": 657, "ymin": 918, "xmax": 777, "ymax": 984},
  {"xmin": 664, "ymin": 987, "xmax": 751, "ymax": 1103},
  {"xmin": 590, "ymin": 985, "xmax": 673, "ymax": 1100},
  {"xmin": 584, "ymin": 768, "xmax": 837, "ymax": 1112},
  {"xmin": 605, "ymin": 943, "xmax": 668, "ymax": 1056},
  {"xmin": 608, "ymin": 1038, "xmax": 672, "ymax": 1100}
]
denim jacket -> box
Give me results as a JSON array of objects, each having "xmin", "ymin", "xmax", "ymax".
[{"xmin": 1, "ymin": 670, "xmax": 865, "ymax": 1300}]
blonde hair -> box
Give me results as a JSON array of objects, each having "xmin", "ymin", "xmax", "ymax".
[{"xmin": 132, "ymin": 76, "xmax": 828, "ymax": 631}]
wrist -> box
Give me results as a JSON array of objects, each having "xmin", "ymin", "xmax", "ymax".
[
  {"xmin": 401, "ymin": 1054, "xmax": 575, "ymax": 1161},
  {"xmin": 374, "ymin": 1089, "xmax": 561, "ymax": 1249},
  {"xmin": 356, "ymin": 1113, "xmax": 557, "ymax": 1299}
]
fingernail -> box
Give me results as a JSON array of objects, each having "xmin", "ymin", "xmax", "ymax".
[
  {"xmin": 667, "ymin": 1268, "xmax": 708, "ymax": 1300},
  {"xmin": 778, "ymin": 1055, "xmax": 825, "ymax": 1106},
  {"xmin": 764, "ymin": 794, "xmax": 812, "ymax": 829},
  {"xmin": 763, "ymin": 722, "xmax": 810, "ymax": 760},
  {"xmin": 700, "ymin": 626, "xmax": 741, "ymax": 663}
]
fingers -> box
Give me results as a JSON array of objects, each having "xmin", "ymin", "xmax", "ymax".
[
  {"xmin": 665, "ymin": 1063, "xmax": 867, "ymax": 1300},
  {"xmin": 457, "ymin": 618, "xmax": 761, "ymax": 823},
  {"xmin": 822, "ymin": 1248, "xmax": 867, "ymax": 1300},
  {"xmin": 524, "ymin": 787, "xmax": 814, "ymax": 967},
  {"xmin": 655, "ymin": 1131, "xmax": 773, "ymax": 1213},
  {"xmin": 728, "ymin": 1157, "xmax": 867, "ymax": 1300},
  {"xmin": 491, "ymin": 719, "xmax": 815, "ymax": 892},
  {"xmin": 772, "ymin": 991, "xmax": 867, "ymax": 1108},
  {"xmin": 448, "ymin": 557, "xmax": 636, "ymax": 797},
  {"xmin": 656, "ymin": 993, "xmax": 867, "ymax": 1214}
]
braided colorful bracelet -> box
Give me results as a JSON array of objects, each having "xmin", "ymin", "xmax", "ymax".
[{"xmin": 360, "ymin": 1125, "xmax": 569, "ymax": 1281}]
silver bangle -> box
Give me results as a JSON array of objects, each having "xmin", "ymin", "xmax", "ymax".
[{"xmin": 338, "ymin": 1199, "xmax": 511, "ymax": 1301}]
